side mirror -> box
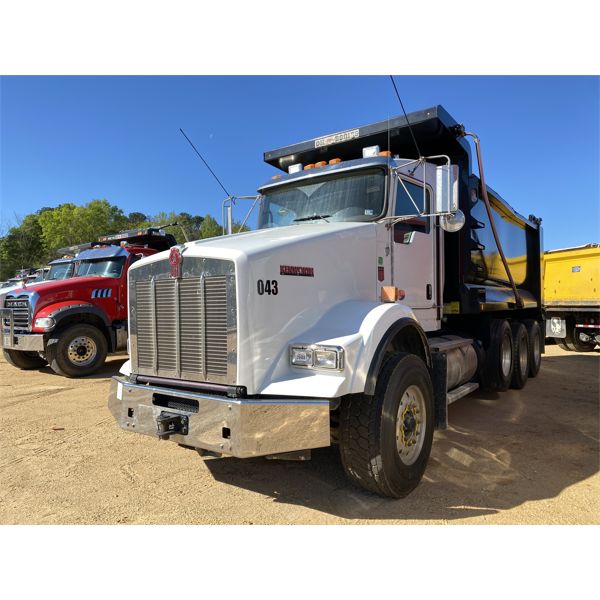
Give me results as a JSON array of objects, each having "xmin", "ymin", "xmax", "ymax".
[{"xmin": 434, "ymin": 164, "xmax": 459, "ymax": 214}]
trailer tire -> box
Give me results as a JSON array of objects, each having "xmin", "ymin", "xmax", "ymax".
[
  {"xmin": 481, "ymin": 319, "xmax": 514, "ymax": 391},
  {"xmin": 2, "ymin": 349, "xmax": 47, "ymax": 370},
  {"xmin": 510, "ymin": 322, "xmax": 529, "ymax": 390},
  {"xmin": 555, "ymin": 338, "xmax": 573, "ymax": 352},
  {"xmin": 339, "ymin": 352, "xmax": 434, "ymax": 498},
  {"xmin": 46, "ymin": 324, "xmax": 108, "ymax": 377},
  {"xmin": 524, "ymin": 320, "xmax": 542, "ymax": 377},
  {"xmin": 569, "ymin": 328, "xmax": 597, "ymax": 352}
]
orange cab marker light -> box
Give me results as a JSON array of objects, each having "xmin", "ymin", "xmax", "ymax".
[
  {"xmin": 381, "ymin": 286, "xmax": 406, "ymax": 303},
  {"xmin": 315, "ymin": 161, "xmax": 327, "ymax": 168},
  {"xmin": 271, "ymin": 175, "xmax": 282, "ymax": 180},
  {"xmin": 329, "ymin": 158, "xmax": 341, "ymax": 165},
  {"xmin": 304, "ymin": 164, "xmax": 315, "ymax": 170},
  {"xmin": 379, "ymin": 151, "xmax": 392, "ymax": 157}
]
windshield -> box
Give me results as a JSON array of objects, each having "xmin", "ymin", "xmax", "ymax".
[
  {"xmin": 47, "ymin": 262, "xmax": 74, "ymax": 280},
  {"xmin": 75, "ymin": 257, "xmax": 126, "ymax": 278},
  {"xmin": 258, "ymin": 167, "xmax": 386, "ymax": 229}
]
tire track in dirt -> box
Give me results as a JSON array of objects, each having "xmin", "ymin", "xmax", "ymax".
[{"xmin": 0, "ymin": 417, "xmax": 112, "ymax": 470}]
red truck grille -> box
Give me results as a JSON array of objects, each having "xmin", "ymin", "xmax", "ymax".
[{"xmin": 3, "ymin": 296, "xmax": 31, "ymax": 331}]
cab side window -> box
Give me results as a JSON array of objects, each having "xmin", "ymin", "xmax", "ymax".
[{"xmin": 394, "ymin": 179, "xmax": 430, "ymax": 241}]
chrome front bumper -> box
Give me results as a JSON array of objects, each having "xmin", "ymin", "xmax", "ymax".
[
  {"xmin": 108, "ymin": 377, "xmax": 331, "ymax": 458},
  {"xmin": 0, "ymin": 309, "xmax": 44, "ymax": 351}
]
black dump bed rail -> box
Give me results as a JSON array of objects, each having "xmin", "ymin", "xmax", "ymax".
[
  {"xmin": 56, "ymin": 227, "xmax": 177, "ymax": 257},
  {"xmin": 264, "ymin": 105, "xmax": 471, "ymax": 172}
]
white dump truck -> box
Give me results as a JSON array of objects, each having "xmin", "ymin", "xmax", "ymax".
[{"xmin": 108, "ymin": 106, "xmax": 544, "ymax": 497}]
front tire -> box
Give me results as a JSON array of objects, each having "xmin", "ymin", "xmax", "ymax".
[
  {"xmin": 2, "ymin": 349, "xmax": 47, "ymax": 370},
  {"xmin": 339, "ymin": 353, "xmax": 434, "ymax": 498},
  {"xmin": 46, "ymin": 324, "xmax": 108, "ymax": 377}
]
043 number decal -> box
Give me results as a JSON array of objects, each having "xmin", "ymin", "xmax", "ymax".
[{"xmin": 257, "ymin": 279, "xmax": 278, "ymax": 295}]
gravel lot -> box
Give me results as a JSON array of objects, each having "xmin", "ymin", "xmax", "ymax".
[{"xmin": 0, "ymin": 345, "xmax": 598, "ymax": 524}]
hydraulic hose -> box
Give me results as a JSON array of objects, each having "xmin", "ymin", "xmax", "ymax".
[{"xmin": 463, "ymin": 132, "xmax": 524, "ymax": 309}]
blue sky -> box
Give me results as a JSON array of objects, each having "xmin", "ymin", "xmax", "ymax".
[{"xmin": 0, "ymin": 75, "xmax": 598, "ymax": 249}]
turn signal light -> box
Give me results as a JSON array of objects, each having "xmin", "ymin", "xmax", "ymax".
[{"xmin": 381, "ymin": 286, "xmax": 406, "ymax": 302}]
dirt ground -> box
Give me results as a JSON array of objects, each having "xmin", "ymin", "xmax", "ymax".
[{"xmin": 0, "ymin": 345, "xmax": 598, "ymax": 524}]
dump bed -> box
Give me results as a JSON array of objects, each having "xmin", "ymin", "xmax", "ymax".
[{"xmin": 544, "ymin": 244, "xmax": 600, "ymax": 307}]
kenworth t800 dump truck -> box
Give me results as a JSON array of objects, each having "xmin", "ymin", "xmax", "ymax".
[{"xmin": 108, "ymin": 106, "xmax": 544, "ymax": 497}]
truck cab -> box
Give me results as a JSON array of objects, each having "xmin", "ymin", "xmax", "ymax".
[
  {"xmin": 1, "ymin": 227, "xmax": 176, "ymax": 377},
  {"xmin": 108, "ymin": 106, "xmax": 544, "ymax": 498}
]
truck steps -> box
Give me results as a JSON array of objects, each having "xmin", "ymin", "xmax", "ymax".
[{"xmin": 447, "ymin": 381, "xmax": 479, "ymax": 405}]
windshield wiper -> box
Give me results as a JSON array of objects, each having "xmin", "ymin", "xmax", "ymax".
[{"xmin": 293, "ymin": 214, "xmax": 331, "ymax": 223}]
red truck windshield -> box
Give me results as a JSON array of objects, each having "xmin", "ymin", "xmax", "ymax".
[
  {"xmin": 75, "ymin": 257, "xmax": 126, "ymax": 278},
  {"xmin": 47, "ymin": 262, "xmax": 74, "ymax": 280}
]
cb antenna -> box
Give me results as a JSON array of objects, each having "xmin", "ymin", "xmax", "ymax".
[
  {"xmin": 179, "ymin": 128, "xmax": 231, "ymax": 198},
  {"xmin": 389, "ymin": 75, "xmax": 422, "ymax": 158}
]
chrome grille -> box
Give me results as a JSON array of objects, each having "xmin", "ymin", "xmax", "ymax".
[
  {"xmin": 205, "ymin": 277, "xmax": 228, "ymax": 376},
  {"xmin": 131, "ymin": 260, "xmax": 236, "ymax": 385},
  {"xmin": 3, "ymin": 296, "xmax": 31, "ymax": 331}
]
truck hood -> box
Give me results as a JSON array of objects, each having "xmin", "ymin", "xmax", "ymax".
[
  {"xmin": 132, "ymin": 221, "xmax": 377, "ymax": 266},
  {"xmin": 130, "ymin": 222, "xmax": 381, "ymax": 394},
  {"xmin": 3, "ymin": 276, "xmax": 118, "ymax": 315}
]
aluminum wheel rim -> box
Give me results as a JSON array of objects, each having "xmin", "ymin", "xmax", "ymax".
[
  {"xmin": 396, "ymin": 384, "xmax": 426, "ymax": 466},
  {"xmin": 519, "ymin": 335, "xmax": 528, "ymax": 375},
  {"xmin": 501, "ymin": 334, "xmax": 512, "ymax": 378},
  {"xmin": 67, "ymin": 336, "xmax": 97, "ymax": 366}
]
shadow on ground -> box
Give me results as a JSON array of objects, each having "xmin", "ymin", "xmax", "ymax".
[
  {"xmin": 205, "ymin": 352, "xmax": 599, "ymax": 521},
  {"xmin": 37, "ymin": 355, "xmax": 128, "ymax": 380}
]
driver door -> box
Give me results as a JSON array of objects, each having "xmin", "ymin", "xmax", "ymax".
[{"xmin": 392, "ymin": 176, "xmax": 438, "ymax": 330}]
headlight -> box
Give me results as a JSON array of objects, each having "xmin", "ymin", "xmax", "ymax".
[
  {"xmin": 289, "ymin": 344, "xmax": 344, "ymax": 370},
  {"xmin": 34, "ymin": 317, "xmax": 55, "ymax": 331}
]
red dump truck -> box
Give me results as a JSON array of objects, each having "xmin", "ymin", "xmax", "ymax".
[{"xmin": 1, "ymin": 227, "xmax": 176, "ymax": 377}]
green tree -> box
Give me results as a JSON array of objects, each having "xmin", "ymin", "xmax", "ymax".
[
  {"xmin": 0, "ymin": 213, "xmax": 45, "ymax": 280},
  {"xmin": 199, "ymin": 214, "xmax": 223, "ymax": 239},
  {"xmin": 127, "ymin": 212, "xmax": 148, "ymax": 227},
  {"xmin": 38, "ymin": 199, "xmax": 128, "ymax": 251}
]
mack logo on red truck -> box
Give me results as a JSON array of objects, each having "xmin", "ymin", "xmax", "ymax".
[
  {"xmin": 1, "ymin": 227, "xmax": 176, "ymax": 378},
  {"xmin": 107, "ymin": 105, "xmax": 545, "ymax": 498}
]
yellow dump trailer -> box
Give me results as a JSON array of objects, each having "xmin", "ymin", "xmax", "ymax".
[{"xmin": 544, "ymin": 244, "xmax": 600, "ymax": 351}]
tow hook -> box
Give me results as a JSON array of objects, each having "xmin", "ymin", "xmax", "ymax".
[{"xmin": 156, "ymin": 412, "xmax": 189, "ymax": 438}]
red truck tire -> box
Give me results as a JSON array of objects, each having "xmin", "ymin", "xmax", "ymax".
[{"xmin": 46, "ymin": 323, "xmax": 108, "ymax": 377}]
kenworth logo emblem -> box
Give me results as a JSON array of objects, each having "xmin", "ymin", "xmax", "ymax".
[{"xmin": 169, "ymin": 246, "xmax": 182, "ymax": 278}]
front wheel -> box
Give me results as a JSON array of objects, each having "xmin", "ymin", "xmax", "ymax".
[
  {"xmin": 46, "ymin": 324, "xmax": 108, "ymax": 377},
  {"xmin": 2, "ymin": 349, "xmax": 47, "ymax": 370},
  {"xmin": 339, "ymin": 353, "xmax": 434, "ymax": 498}
]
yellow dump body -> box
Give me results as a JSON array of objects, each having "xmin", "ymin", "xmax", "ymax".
[{"xmin": 544, "ymin": 245, "xmax": 600, "ymax": 307}]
